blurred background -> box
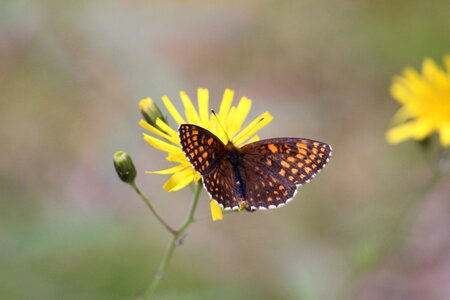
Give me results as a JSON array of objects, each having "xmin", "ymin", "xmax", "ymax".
[{"xmin": 1, "ymin": 1, "xmax": 449, "ymax": 299}]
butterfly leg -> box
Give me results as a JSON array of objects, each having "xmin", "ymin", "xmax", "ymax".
[{"xmin": 239, "ymin": 200, "xmax": 256, "ymax": 212}]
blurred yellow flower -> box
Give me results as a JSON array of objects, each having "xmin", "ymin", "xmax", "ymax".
[
  {"xmin": 139, "ymin": 88, "xmax": 273, "ymax": 220},
  {"xmin": 387, "ymin": 55, "xmax": 450, "ymax": 147}
]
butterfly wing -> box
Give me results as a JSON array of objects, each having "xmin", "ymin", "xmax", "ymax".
[
  {"xmin": 179, "ymin": 124, "xmax": 227, "ymax": 176},
  {"xmin": 202, "ymin": 159, "xmax": 242, "ymax": 210},
  {"xmin": 239, "ymin": 138, "xmax": 332, "ymax": 210},
  {"xmin": 179, "ymin": 124, "xmax": 241, "ymax": 209}
]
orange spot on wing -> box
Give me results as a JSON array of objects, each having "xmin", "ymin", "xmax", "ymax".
[
  {"xmin": 296, "ymin": 143, "xmax": 308, "ymax": 149},
  {"xmin": 268, "ymin": 144, "xmax": 278, "ymax": 153},
  {"xmin": 281, "ymin": 160, "xmax": 290, "ymax": 168}
]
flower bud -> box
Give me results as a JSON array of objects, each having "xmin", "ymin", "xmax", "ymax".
[
  {"xmin": 139, "ymin": 98, "xmax": 168, "ymax": 129},
  {"xmin": 113, "ymin": 151, "xmax": 137, "ymax": 184}
]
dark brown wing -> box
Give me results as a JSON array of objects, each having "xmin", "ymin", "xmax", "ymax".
[
  {"xmin": 202, "ymin": 159, "xmax": 242, "ymax": 210},
  {"xmin": 239, "ymin": 138, "xmax": 332, "ymax": 210},
  {"xmin": 179, "ymin": 124, "xmax": 241, "ymax": 210},
  {"xmin": 178, "ymin": 124, "xmax": 226, "ymax": 176}
]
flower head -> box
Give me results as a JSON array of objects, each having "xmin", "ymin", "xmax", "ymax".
[
  {"xmin": 387, "ymin": 55, "xmax": 450, "ymax": 147},
  {"xmin": 139, "ymin": 88, "xmax": 273, "ymax": 220}
]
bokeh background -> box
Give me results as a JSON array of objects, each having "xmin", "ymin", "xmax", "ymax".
[{"xmin": 1, "ymin": 1, "xmax": 449, "ymax": 299}]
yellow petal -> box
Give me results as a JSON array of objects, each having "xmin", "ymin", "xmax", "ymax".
[
  {"xmin": 166, "ymin": 151, "xmax": 188, "ymax": 162},
  {"xmin": 155, "ymin": 118, "xmax": 180, "ymax": 142},
  {"xmin": 386, "ymin": 120, "xmax": 433, "ymax": 144},
  {"xmin": 226, "ymin": 106, "xmax": 236, "ymax": 128},
  {"xmin": 444, "ymin": 55, "xmax": 450, "ymax": 74},
  {"xmin": 143, "ymin": 134, "xmax": 180, "ymax": 153},
  {"xmin": 391, "ymin": 106, "xmax": 414, "ymax": 124},
  {"xmin": 198, "ymin": 88, "xmax": 210, "ymax": 124},
  {"xmin": 246, "ymin": 135, "xmax": 260, "ymax": 144},
  {"xmin": 422, "ymin": 58, "xmax": 438, "ymax": 80},
  {"xmin": 218, "ymin": 89, "xmax": 234, "ymax": 123},
  {"xmin": 228, "ymin": 97, "xmax": 252, "ymax": 137},
  {"xmin": 411, "ymin": 120, "xmax": 434, "ymax": 140},
  {"xmin": 423, "ymin": 57, "xmax": 448, "ymax": 86},
  {"xmin": 163, "ymin": 168, "xmax": 195, "ymax": 192},
  {"xmin": 386, "ymin": 123, "xmax": 416, "ymax": 144},
  {"xmin": 139, "ymin": 120, "xmax": 178, "ymax": 144},
  {"xmin": 439, "ymin": 124, "xmax": 450, "ymax": 147},
  {"xmin": 146, "ymin": 163, "xmax": 190, "ymax": 174},
  {"xmin": 162, "ymin": 96, "xmax": 185, "ymax": 124},
  {"xmin": 391, "ymin": 80, "xmax": 415, "ymax": 105},
  {"xmin": 180, "ymin": 91, "xmax": 201, "ymax": 124},
  {"xmin": 233, "ymin": 111, "xmax": 273, "ymax": 145},
  {"xmin": 210, "ymin": 200, "xmax": 223, "ymax": 221}
]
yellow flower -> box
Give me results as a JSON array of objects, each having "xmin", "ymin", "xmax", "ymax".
[
  {"xmin": 387, "ymin": 55, "xmax": 450, "ymax": 147},
  {"xmin": 139, "ymin": 88, "xmax": 273, "ymax": 221}
]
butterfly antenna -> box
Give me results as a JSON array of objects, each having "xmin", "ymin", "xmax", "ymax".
[{"xmin": 211, "ymin": 110, "xmax": 231, "ymax": 142}]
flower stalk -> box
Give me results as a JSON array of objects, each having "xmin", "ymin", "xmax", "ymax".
[
  {"xmin": 141, "ymin": 183, "xmax": 203, "ymax": 300},
  {"xmin": 130, "ymin": 182, "xmax": 177, "ymax": 235}
]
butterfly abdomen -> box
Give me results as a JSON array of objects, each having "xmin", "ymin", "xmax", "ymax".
[{"xmin": 227, "ymin": 147, "xmax": 247, "ymax": 200}]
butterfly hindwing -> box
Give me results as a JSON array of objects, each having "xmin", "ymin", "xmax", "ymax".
[
  {"xmin": 202, "ymin": 159, "xmax": 242, "ymax": 210},
  {"xmin": 238, "ymin": 157, "xmax": 298, "ymax": 209}
]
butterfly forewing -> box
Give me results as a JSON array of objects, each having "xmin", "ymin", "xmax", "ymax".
[
  {"xmin": 241, "ymin": 138, "xmax": 331, "ymax": 184},
  {"xmin": 179, "ymin": 124, "xmax": 226, "ymax": 176}
]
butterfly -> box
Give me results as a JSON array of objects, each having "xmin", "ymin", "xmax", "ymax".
[{"xmin": 178, "ymin": 124, "xmax": 332, "ymax": 211}]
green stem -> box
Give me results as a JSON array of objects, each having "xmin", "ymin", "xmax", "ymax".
[
  {"xmin": 373, "ymin": 150, "xmax": 447, "ymax": 264},
  {"xmin": 130, "ymin": 182, "xmax": 177, "ymax": 235},
  {"xmin": 177, "ymin": 183, "xmax": 203, "ymax": 234},
  {"xmin": 142, "ymin": 182, "xmax": 203, "ymax": 300}
]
